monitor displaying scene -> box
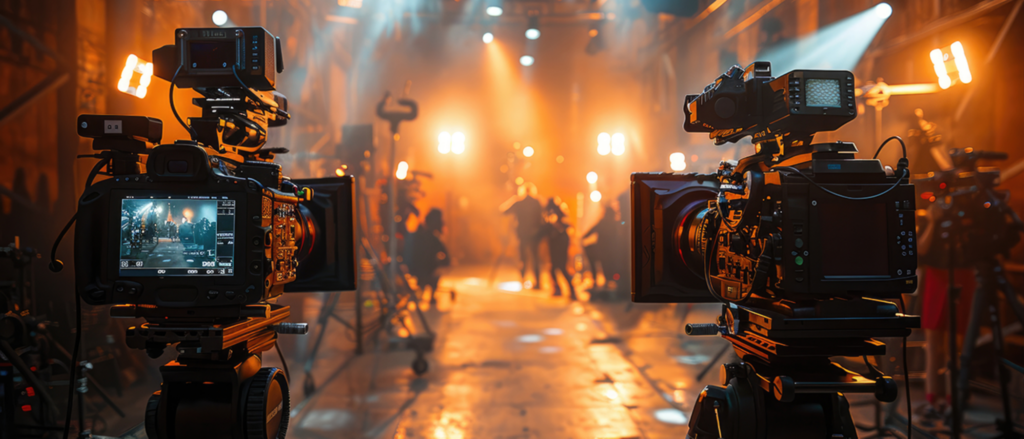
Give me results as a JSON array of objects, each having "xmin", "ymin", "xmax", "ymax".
[
  {"xmin": 119, "ymin": 196, "xmax": 236, "ymax": 276},
  {"xmin": 805, "ymin": 78, "xmax": 841, "ymax": 107}
]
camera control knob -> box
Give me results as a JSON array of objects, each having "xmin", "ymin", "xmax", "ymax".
[
  {"xmin": 272, "ymin": 323, "xmax": 308, "ymax": 335},
  {"xmin": 685, "ymin": 323, "xmax": 722, "ymax": 336}
]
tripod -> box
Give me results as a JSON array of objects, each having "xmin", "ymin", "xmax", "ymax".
[
  {"xmin": 685, "ymin": 297, "xmax": 917, "ymax": 438},
  {"xmin": 920, "ymin": 160, "xmax": 1024, "ymax": 437},
  {"xmin": 954, "ymin": 259, "xmax": 1024, "ymax": 438},
  {"xmin": 110, "ymin": 303, "xmax": 306, "ymax": 439}
]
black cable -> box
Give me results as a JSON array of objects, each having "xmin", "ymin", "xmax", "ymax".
[
  {"xmin": 48, "ymin": 213, "xmax": 77, "ymax": 273},
  {"xmin": 62, "ymin": 289, "xmax": 81, "ymax": 439},
  {"xmin": 899, "ymin": 295, "xmax": 912, "ymax": 439},
  {"xmin": 775, "ymin": 166, "xmax": 908, "ymax": 201},
  {"xmin": 84, "ymin": 157, "xmax": 110, "ymax": 188},
  {"xmin": 873, "ymin": 135, "xmax": 908, "ymax": 160},
  {"xmin": 862, "ymin": 355, "xmax": 884, "ymax": 379},
  {"xmin": 50, "ymin": 156, "xmax": 107, "ymax": 273},
  {"xmin": 169, "ymin": 64, "xmax": 197, "ymax": 141},
  {"xmin": 274, "ymin": 341, "xmax": 290, "ymax": 383}
]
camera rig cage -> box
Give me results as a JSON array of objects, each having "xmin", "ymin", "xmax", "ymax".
[
  {"xmin": 50, "ymin": 27, "xmax": 358, "ymax": 439},
  {"xmin": 630, "ymin": 62, "xmax": 920, "ymax": 439}
]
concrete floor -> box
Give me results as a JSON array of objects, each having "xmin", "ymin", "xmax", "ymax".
[{"xmin": 260, "ymin": 264, "xmax": 1013, "ymax": 439}]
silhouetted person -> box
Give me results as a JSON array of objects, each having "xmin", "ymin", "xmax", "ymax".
[
  {"xmin": 539, "ymin": 198, "xmax": 576, "ymax": 300},
  {"xmin": 583, "ymin": 205, "xmax": 617, "ymax": 284},
  {"xmin": 405, "ymin": 208, "xmax": 450, "ymax": 304},
  {"xmin": 503, "ymin": 183, "xmax": 543, "ymax": 289}
]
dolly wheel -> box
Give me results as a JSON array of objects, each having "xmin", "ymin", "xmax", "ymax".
[
  {"xmin": 412, "ymin": 356, "xmax": 429, "ymax": 376},
  {"xmin": 144, "ymin": 391, "xmax": 162, "ymax": 439}
]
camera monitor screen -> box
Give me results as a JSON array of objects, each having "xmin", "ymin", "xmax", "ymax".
[
  {"xmin": 119, "ymin": 196, "xmax": 236, "ymax": 276},
  {"xmin": 189, "ymin": 41, "xmax": 236, "ymax": 69},
  {"xmin": 805, "ymin": 78, "xmax": 841, "ymax": 107}
]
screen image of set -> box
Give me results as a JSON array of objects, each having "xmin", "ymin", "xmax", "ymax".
[{"xmin": 118, "ymin": 196, "xmax": 236, "ymax": 276}]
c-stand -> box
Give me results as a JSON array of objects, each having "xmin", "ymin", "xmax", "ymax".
[{"xmin": 685, "ymin": 297, "xmax": 918, "ymax": 438}]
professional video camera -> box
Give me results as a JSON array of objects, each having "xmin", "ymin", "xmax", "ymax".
[
  {"xmin": 50, "ymin": 27, "xmax": 357, "ymax": 439},
  {"xmin": 631, "ymin": 62, "xmax": 919, "ymax": 438}
]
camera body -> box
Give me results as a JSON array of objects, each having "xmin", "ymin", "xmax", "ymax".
[
  {"xmin": 633, "ymin": 62, "xmax": 917, "ymax": 303},
  {"xmin": 73, "ymin": 27, "xmax": 357, "ymax": 312},
  {"xmin": 153, "ymin": 27, "xmax": 281, "ymax": 91},
  {"xmin": 684, "ymin": 61, "xmax": 856, "ymax": 148},
  {"xmin": 632, "ymin": 143, "xmax": 918, "ymax": 303}
]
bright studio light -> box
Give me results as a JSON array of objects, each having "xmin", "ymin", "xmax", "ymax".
[
  {"xmin": 950, "ymin": 41, "xmax": 972, "ymax": 84},
  {"xmin": 396, "ymin": 161, "xmax": 409, "ymax": 180},
  {"xmin": 452, "ymin": 132, "xmax": 466, "ymax": 154},
  {"xmin": 525, "ymin": 28, "xmax": 540, "ymax": 40},
  {"xmin": 483, "ymin": 32, "xmax": 494, "ymax": 44},
  {"xmin": 590, "ymin": 190, "xmax": 602, "ymax": 202},
  {"xmin": 670, "ymin": 153, "xmax": 686, "ymax": 171},
  {"xmin": 520, "ymin": 55, "xmax": 535, "ymax": 67},
  {"xmin": 118, "ymin": 54, "xmax": 153, "ymax": 99},
  {"xmin": 212, "ymin": 10, "xmax": 229, "ymax": 26},
  {"xmin": 611, "ymin": 133, "xmax": 625, "ymax": 156},
  {"xmin": 874, "ymin": 3, "xmax": 892, "ymax": 19},
  {"xmin": 438, "ymin": 132, "xmax": 451, "ymax": 154},
  {"xmin": 486, "ymin": 6, "xmax": 503, "ymax": 16},
  {"xmin": 586, "ymin": 172, "xmax": 598, "ymax": 184},
  {"xmin": 523, "ymin": 146, "xmax": 535, "ymax": 157},
  {"xmin": 597, "ymin": 132, "xmax": 611, "ymax": 156}
]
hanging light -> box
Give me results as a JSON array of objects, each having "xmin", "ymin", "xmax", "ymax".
[{"xmin": 597, "ymin": 132, "xmax": 611, "ymax": 156}]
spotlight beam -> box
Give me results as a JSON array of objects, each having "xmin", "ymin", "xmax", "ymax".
[{"xmin": 757, "ymin": 4, "xmax": 891, "ymax": 74}]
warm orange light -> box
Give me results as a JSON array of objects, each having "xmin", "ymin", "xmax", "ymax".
[
  {"xmin": 119, "ymin": 54, "xmax": 152, "ymax": 99},
  {"xmin": 335, "ymin": 168, "xmax": 346, "ymax": 177},
  {"xmin": 452, "ymin": 132, "xmax": 466, "ymax": 154},
  {"xmin": 182, "ymin": 208, "xmax": 194, "ymax": 222},
  {"xmin": 670, "ymin": 152, "xmax": 686, "ymax": 171},
  {"xmin": 586, "ymin": 172, "xmax": 598, "ymax": 184},
  {"xmin": 950, "ymin": 41, "xmax": 972, "ymax": 84},
  {"xmin": 590, "ymin": 190, "xmax": 602, "ymax": 202},
  {"xmin": 597, "ymin": 133, "xmax": 610, "ymax": 155},
  {"xmin": 396, "ymin": 161, "xmax": 409, "ymax": 180},
  {"xmin": 523, "ymin": 146, "xmax": 535, "ymax": 157},
  {"xmin": 611, "ymin": 133, "xmax": 625, "ymax": 156}
]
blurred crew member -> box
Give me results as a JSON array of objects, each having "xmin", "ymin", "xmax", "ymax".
[
  {"xmin": 583, "ymin": 205, "xmax": 617, "ymax": 286},
  {"xmin": 503, "ymin": 183, "xmax": 543, "ymax": 289},
  {"xmin": 539, "ymin": 198, "xmax": 576, "ymax": 300},
  {"xmin": 405, "ymin": 209, "xmax": 450, "ymax": 304}
]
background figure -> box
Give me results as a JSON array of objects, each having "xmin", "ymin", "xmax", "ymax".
[
  {"xmin": 405, "ymin": 208, "xmax": 450, "ymax": 304},
  {"xmin": 583, "ymin": 205, "xmax": 617, "ymax": 286},
  {"xmin": 539, "ymin": 198, "xmax": 576, "ymax": 299},
  {"xmin": 503, "ymin": 183, "xmax": 543, "ymax": 289}
]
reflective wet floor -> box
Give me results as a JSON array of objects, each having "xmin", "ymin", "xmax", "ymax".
[{"xmin": 269, "ymin": 265, "xmax": 1013, "ymax": 439}]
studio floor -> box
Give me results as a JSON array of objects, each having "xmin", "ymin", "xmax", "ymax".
[{"xmin": 243, "ymin": 265, "xmax": 1018, "ymax": 439}]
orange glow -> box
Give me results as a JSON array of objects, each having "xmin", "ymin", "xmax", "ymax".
[
  {"xmin": 523, "ymin": 146, "xmax": 535, "ymax": 157},
  {"xmin": 335, "ymin": 168, "xmax": 346, "ymax": 177},
  {"xmin": 182, "ymin": 208, "xmax": 194, "ymax": 222},
  {"xmin": 888, "ymin": 83, "xmax": 942, "ymax": 95},
  {"xmin": 396, "ymin": 161, "xmax": 409, "ymax": 180},
  {"xmin": 119, "ymin": 54, "xmax": 153, "ymax": 99}
]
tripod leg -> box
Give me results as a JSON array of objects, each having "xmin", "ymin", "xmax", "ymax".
[
  {"xmin": 994, "ymin": 264, "xmax": 1024, "ymax": 333},
  {"xmin": 991, "ymin": 265, "xmax": 1023, "ymax": 438},
  {"xmin": 956, "ymin": 268, "xmax": 989, "ymax": 418}
]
